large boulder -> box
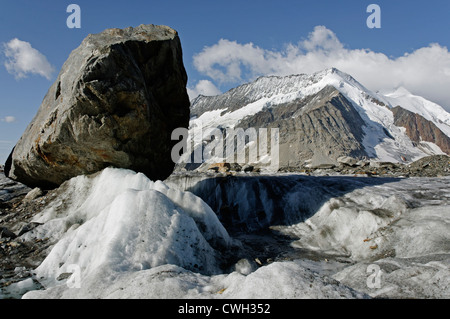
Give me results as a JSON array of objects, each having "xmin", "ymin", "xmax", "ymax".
[{"xmin": 5, "ymin": 25, "xmax": 190, "ymax": 188}]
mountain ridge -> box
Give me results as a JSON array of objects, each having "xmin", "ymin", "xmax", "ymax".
[{"xmin": 187, "ymin": 68, "xmax": 450, "ymax": 168}]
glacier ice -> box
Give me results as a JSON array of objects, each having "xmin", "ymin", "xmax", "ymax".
[
  {"xmin": 21, "ymin": 168, "xmax": 233, "ymax": 297},
  {"xmin": 24, "ymin": 261, "xmax": 366, "ymax": 299},
  {"xmin": 19, "ymin": 168, "xmax": 369, "ymax": 299},
  {"xmin": 13, "ymin": 167, "xmax": 450, "ymax": 299},
  {"xmin": 166, "ymin": 173, "xmax": 450, "ymax": 298}
]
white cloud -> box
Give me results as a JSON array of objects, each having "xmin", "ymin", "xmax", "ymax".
[
  {"xmin": 1, "ymin": 116, "xmax": 16, "ymax": 123},
  {"xmin": 3, "ymin": 38, "xmax": 54, "ymax": 80},
  {"xmin": 193, "ymin": 26, "xmax": 450, "ymax": 111},
  {"xmin": 187, "ymin": 79, "xmax": 222, "ymax": 100}
]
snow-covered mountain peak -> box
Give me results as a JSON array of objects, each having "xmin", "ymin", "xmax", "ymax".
[
  {"xmin": 385, "ymin": 86, "xmax": 413, "ymax": 97},
  {"xmin": 190, "ymin": 68, "xmax": 376, "ymax": 117},
  {"xmin": 239, "ymin": 67, "xmax": 371, "ymax": 101},
  {"xmin": 383, "ymin": 86, "xmax": 450, "ymax": 137},
  {"xmin": 189, "ymin": 68, "xmax": 450, "ymax": 164}
]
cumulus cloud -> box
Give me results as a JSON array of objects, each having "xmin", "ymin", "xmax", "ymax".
[
  {"xmin": 192, "ymin": 26, "xmax": 450, "ymax": 111},
  {"xmin": 187, "ymin": 79, "xmax": 222, "ymax": 100},
  {"xmin": 3, "ymin": 38, "xmax": 54, "ymax": 80},
  {"xmin": 1, "ymin": 116, "xmax": 16, "ymax": 123}
]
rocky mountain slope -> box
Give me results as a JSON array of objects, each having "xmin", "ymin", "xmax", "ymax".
[
  {"xmin": 186, "ymin": 68, "xmax": 450, "ymax": 170},
  {"xmin": 237, "ymin": 85, "xmax": 368, "ymax": 168},
  {"xmin": 392, "ymin": 106, "xmax": 450, "ymax": 155}
]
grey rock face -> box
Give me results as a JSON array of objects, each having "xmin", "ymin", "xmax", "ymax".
[
  {"xmin": 237, "ymin": 86, "xmax": 368, "ymax": 168},
  {"xmin": 186, "ymin": 84, "xmax": 371, "ymax": 171},
  {"xmin": 5, "ymin": 25, "xmax": 190, "ymax": 188}
]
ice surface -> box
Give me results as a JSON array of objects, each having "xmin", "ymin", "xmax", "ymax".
[
  {"xmin": 24, "ymin": 261, "xmax": 366, "ymax": 299},
  {"xmin": 36, "ymin": 189, "xmax": 222, "ymax": 283},
  {"xmin": 21, "ymin": 168, "xmax": 233, "ymax": 297},
  {"xmin": 16, "ymin": 169, "xmax": 450, "ymax": 299},
  {"xmin": 18, "ymin": 168, "xmax": 369, "ymax": 299},
  {"xmin": 26, "ymin": 168, "xmax": 231, "ymax": 247},
  {"xmin": 167, "ymin": 173, "xmax": 413, "ymax": 232},
  {"xmin": 333, "ymin": 256, "xmax": 450, "ymax": 299},
  {"xmin": 278, "ymin": 178, "xmax": 450, "ymax": 260},
  {"xmin": 0, "ymin": 278, "xmax": 38, "ymax": 299},
  {"xmin": 271, "ymin": 177, "xmax": 450, "ymax": 298},
  {"xmin": 167, "ymin": 173, "xmax": 450, "ymax": 299}
]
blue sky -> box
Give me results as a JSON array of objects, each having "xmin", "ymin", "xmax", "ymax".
[{"xmin": 1, "ymin": 0, "xmax": 450, "ymax": 163}]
